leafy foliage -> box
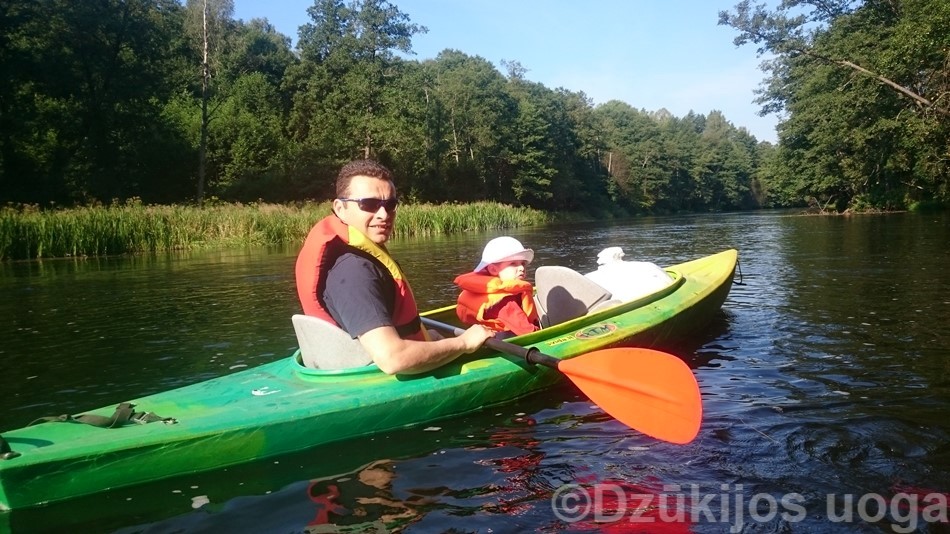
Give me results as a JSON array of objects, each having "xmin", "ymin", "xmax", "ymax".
[
  {"xmin": 6, "ymin": 0, "xmax": 940, "ymax": 215},
  {"xmin": 720, "ymin": 0, "xmax": 949, "ymax": 211}
]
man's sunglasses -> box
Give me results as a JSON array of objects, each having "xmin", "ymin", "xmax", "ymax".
[{"xmin": 337, "ymin": 197, "xmax": 399, "ymax": 213}]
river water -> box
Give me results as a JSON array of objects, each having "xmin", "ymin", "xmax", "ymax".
[{"xmin": 1, "ymin": 211, "xmax": 949, "ymax": 533}]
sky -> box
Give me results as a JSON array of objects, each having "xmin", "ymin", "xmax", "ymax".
[{"xmin": 232, "ymin": 0, "xmax": 780, "ymax": 143}]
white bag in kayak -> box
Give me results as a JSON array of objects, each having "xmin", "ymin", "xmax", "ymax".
[{"xmin": 585, "ymin": 247, "xmax": 674, "ymax": 303}]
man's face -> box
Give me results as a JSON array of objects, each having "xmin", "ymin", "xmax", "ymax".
[{"xmin": 333, "ymin": 175, "xmax": 397, "ymax": 245}]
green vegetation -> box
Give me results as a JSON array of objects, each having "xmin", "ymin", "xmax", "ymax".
[
  {"xmin": 720, "ymin": 0, "xmax": 949, "ymax": 212},
  {"xmin": 1, "ymin": 0, "xmax": 769, "ymax": 218},
  {"xmin": 0, "ymin": 201, "xmax": 547, "ymax": 261},
  {"xmin": 1, "ymin": 0, "xmax": 945, "ymax": 222}
]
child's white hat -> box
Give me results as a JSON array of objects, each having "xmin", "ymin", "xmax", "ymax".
[{"xmin": 474, "ymin": 237, "xmax": 534, "ymax": 272}]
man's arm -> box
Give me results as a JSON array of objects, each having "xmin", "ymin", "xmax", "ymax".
[
  {"xmin": 359, "ymin": 323, "xmax": 492, "ymax": 375},
  {"xmin": 324, "ymin": 253, "xmax": 492, "ymax": 374}
]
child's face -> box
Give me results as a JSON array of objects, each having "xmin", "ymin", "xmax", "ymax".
[{"xmin": 488, "ymin": 260, "xmax": 528, "ymax": 282}]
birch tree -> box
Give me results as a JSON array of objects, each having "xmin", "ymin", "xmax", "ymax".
[{"xmin": 185, "ymin": 0, "xmax": 234, "ymax": 204}]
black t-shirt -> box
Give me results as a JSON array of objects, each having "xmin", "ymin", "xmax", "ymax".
[{"xmin": 322, "ymin": 251, "xmax": 396, "ymax": 338}]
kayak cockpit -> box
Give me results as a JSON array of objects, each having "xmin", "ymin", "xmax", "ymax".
[{"xmin": 291, "ymin": 350, "xmax": 383, "ymax": 380}]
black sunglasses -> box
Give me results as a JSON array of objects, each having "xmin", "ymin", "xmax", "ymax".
[{"xmin": 337, "ymin": 197, "xmax": 399, "ymax": 213}]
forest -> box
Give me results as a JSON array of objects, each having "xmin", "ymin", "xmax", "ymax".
[{"xmin": 1, "ymin": 0, "xmax": 946, "ymax": 215}]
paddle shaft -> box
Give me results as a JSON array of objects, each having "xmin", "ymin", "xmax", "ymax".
[{"xmin": 421, "ymin": 317, "xmax": 560, "ymax": 368}]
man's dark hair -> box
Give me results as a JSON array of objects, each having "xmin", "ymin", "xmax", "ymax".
[{"xmin": 336, "ymin": 160, "xmax": 394, "ymax": 197}]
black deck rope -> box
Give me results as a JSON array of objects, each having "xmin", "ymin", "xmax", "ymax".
[
  {"xmin": 28, "ymin": 402, "xmax": 178, "ymax": 429},
  {"xmin": 1, "ymin": 433, "xmax": 21, "ymax": 460},
  {"xmin": 733, "ymin": 257, "xmax": 746, "ymax": 285}
]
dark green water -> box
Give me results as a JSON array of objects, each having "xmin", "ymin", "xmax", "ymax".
[{"xmin": 1, "ymin": 211, "xmax": 949, "ymax": 533}]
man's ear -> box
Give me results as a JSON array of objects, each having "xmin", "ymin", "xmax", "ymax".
[{"xmin": 331, "ymin": 199, "xmax": 346, "ymax": 219}]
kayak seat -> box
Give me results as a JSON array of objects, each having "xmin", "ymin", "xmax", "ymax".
[
  {"xmin": 589, "ymin": 298, "xmax": 623, "ymax": 314},
  {"xmin": 534, "ymin": 266, "xmax": 614, "ymax": 327},
  {"xmin": 292, "ymin": 314, "xmax": 373, "ymax": 370}
]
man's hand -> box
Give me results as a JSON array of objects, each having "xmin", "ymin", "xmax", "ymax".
[{"xmin": 458, "ymin": 323, "xmax": 494, "ymax": 353}]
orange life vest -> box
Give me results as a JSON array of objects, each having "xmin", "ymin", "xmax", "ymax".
[
  {"xmin": 295, "ymin": 215, "xmax": 428, "ymax": 341},
  {"xmin": 454, "ymin": 272, "xmax": 538, "ymax": 332}
]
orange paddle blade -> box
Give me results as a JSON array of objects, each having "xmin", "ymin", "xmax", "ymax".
[{"xmin": 557, "ymin": 347, "xmax": 702, "ymax": 444}]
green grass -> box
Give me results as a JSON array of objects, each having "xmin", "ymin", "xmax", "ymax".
[{"xmin": 0, "ymin": 201, "xmax": 548, "ymax": 260}]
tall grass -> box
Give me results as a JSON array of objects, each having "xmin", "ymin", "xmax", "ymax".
[
  {"xmin": 392, "ymin": 201, "xmax": 546, "ymax": 236},
  {"xmin": 0, "ymin": 200, "xmax": 548, "ymax": 260}
]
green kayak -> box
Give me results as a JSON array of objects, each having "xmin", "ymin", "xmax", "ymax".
[{"xmin": 0, "ymin": 249, "xmax": 737, "ymax": 510}]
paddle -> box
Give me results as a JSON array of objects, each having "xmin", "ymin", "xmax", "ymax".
[{"xmin": 420, "ymin": 317, "xmax": 702, "ymax": 444}]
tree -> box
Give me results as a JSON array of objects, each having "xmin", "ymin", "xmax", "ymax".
[
  {"xmin": 184, "ymin": 0, "xmax": 234, "ymax": 204},
  {"xmin": 220, "ymin": 18, "xmax": 296, "ymax": 99},
  {"xmin": 720, "ymin": 0, "xmax": 950, "ymax": 210},
  {"xmin": 0, "ymin": 0, "xmax": 779, "ymax": 212},
  {"xmin": 0, "ymin": 0, "xmax": 191, "ymax": 204},
  {"xmin": 595, "ymin": 101, "xmax": 668, "ymax": 212},
  {"xmin": 422, "ymin": 50, "xmax": 515, "ymax": 200},
  {"xmin": 289, "ymin": 0, "xmax": 426, "ymax": 166},
  {"xmin": 720, "ymin": 0, "xmax": 946, "ymax": 116},
  {"xmin": 693, "ymin": 111, "xmax": 754, "ymax": 210}
]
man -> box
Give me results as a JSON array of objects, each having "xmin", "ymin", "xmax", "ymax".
[{"xmin": 296, "ymin": 159, "xmax": 493, "ymax": 375}]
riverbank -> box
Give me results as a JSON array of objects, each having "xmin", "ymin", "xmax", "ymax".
[{"xmin": 0, "ymin": 201, "xmax": 549, "ymax": 261}]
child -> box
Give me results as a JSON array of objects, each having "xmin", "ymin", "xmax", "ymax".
[{"xmin": 454, "ymin": 236, "xmax": 540, "ymax": 337}]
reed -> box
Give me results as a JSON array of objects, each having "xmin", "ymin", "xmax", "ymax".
[{"xmin": 0, "ymin": 200, "xmax": 547, "ymax": 260}]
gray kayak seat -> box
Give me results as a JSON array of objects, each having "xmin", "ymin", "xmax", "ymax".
[
  {"xmin": 292, "ymin": 314, "xmax": 372, "ymax": 370},
  {"xmin": 534, "ymin": 266, "xmax": 620, "ymax": 327}
]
